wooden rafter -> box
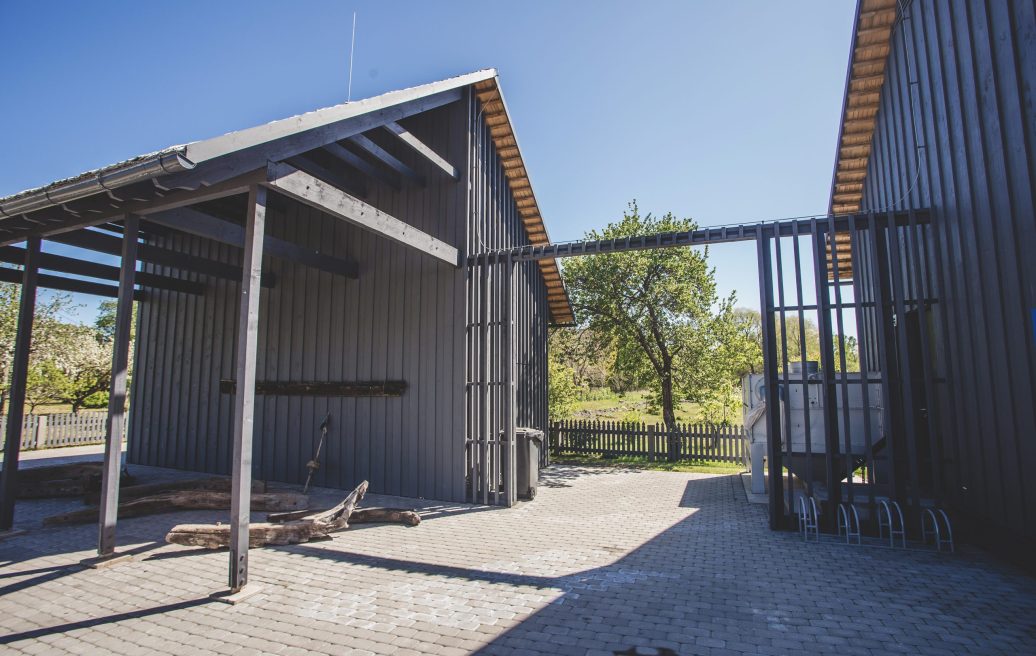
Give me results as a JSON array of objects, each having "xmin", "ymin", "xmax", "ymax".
[
  {"xmin": 264, "ymin": 162, "xmax": 458, "ymax": 267},
  {"xmin": 473, "ymin": 77, "xmax": 575, "ymax": 325},
  {"xmin": 827, "ymin": 0, "xmax": 898, "ymax": 279}
]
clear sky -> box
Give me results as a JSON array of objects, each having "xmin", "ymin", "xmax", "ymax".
[{"xmin": 0, "ymin": 0, "xmax": 856, "ymax": 324}]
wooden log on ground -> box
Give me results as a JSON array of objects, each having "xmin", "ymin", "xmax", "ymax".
[
  {"xmin": 83, "ymin": 477, "xmax": 266, "ymax": 505},
  {"xmin": 17, "ymin": 463, "xmax": 135, "ymax": 499},
  {"xmin": 43, "ymin": 491, "xmax": 309, "ymax": 526},
  {"xmin": 349, "ymin": 508, "xmax": 421, "ymax": 527},
  {"xmin": 166, "ymin": 480, "xmax": 368, "ymax": 549},
  {"xmin": 267, "ymin": 506, "xmax": 420, "ymax": 527}
]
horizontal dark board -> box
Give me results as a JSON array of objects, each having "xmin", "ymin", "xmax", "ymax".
[{"xmin": 218, "ymin": 379, "xmax": 407, "ymax": 397}]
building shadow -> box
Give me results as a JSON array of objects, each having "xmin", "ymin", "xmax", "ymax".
[{"xmin": 0, "ymin": 597, "xmax": 214, "ymax": 645}]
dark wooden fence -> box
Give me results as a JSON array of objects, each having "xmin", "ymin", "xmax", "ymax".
[{"xmin": 549, "ymin": 420, "xmax": 745, "ymax": 464}]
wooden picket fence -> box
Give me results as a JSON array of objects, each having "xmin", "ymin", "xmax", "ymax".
[
  {"xmin": 549, "ymin": 419, "xmax": 746, "ymax": 464},
  {"xmin": 0, "ymin": 412, "xmax": 117, "ymax": 450}
]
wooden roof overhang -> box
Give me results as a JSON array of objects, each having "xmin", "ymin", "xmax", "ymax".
[
  {"xmin": 827, "ymin": 0, "xmax": 898, "ymax": 280},
  {"xmin": 472, "ymin": 78, "xmax": 575, "ymax": 326}
]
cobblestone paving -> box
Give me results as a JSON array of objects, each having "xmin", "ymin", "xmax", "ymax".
[{"xmin": 1, "ymin": 454, "xmax": 1034, "ymax": 655}]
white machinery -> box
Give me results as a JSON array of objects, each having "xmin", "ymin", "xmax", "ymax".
[{"xmin": 742, "ymin": 362, "xmax": 884, "ymax": 494}]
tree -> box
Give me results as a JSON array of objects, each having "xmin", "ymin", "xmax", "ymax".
[
  {"xmin": 563, "ymin": 202, "xmax": 735, "ymax": 430},
  {"xmin": 34, "ymin": 323, "xmax": 112, "ymax": 413},
  {"xmin": 0, "ymin": 280, "xmax": 77, "ymax": 415},
  {"xmin": 547, "ymin": 356, "xmax": 580, "ymax": 421}
]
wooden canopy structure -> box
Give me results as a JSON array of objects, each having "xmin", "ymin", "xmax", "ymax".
[{"xmin": 0, "ymin": 69, "xmax": 569, "ymax": 594}]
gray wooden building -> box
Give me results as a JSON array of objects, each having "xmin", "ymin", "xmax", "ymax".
[
  {"xmin": 121, "ymin": 71, "xmax": 571, "ymax": 504},
  {"xmin": 828, "ymin": 0, "xmax": 1036, "ymax": 558},
  {"xmin": 0, "ymin": 69, "xmax": 571, "ymax": 589}
]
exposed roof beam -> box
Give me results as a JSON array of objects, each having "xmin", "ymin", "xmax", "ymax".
[
  {"xmin": 265, "ymin": 162, "xmax": 457, "ymax": 267},
  {"xmin": 158, "ymin": 87, "xmax": 462, "ymax": 192},
  {"xmin": 0, "ymin": 245, "xmax": 204, "ymax": 295},
  {"xmin": 146, "ymin": 206, "xmax": 358, "ymax": 279},
  {"xmin": 0, "ymin": 265, "xmax": 145, "ymax": 301},
  {"xmin": 348, "ymin": 134, "xmax": 425, "ymax": 185},
  {"xmin": 48, "ymin": 228, "xmax": 275, "ymax": 288},
  {"xmin": 285, "ymin": 153, "xmax": 368, "ymax": 199},
  {"xmin": 322, "ymin": 142, "xmax": 401, "ymax": 190},
  {"xmin": 381, "ymin": 121, "xmax": 459, "ymax": 179}
]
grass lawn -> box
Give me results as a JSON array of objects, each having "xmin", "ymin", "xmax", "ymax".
[
  {"xmin": 569, "ymin": 389, "xmax": 741, "ymax": 426},
  {"xmin": 551, "ymin": 454, "xmax": 744, "ymax": 475}
]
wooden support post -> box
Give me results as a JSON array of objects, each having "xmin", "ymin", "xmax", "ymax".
[
  {"xmin": 97, "ymin": 216, "xmax": 139, "ymax": 556},
  {"xmin": 502, "ymin": 255, "xmax": 517, "ymax": 507},
  {"xmin": 228, "ymin": 185, "xmax": 266, "ymax": 593},
  {"xmin": 0, "ymin": 237, "xmax": 40, "ymax": 531},
  {"xmin": 756, "ymin": 234, "xmax": 785, "ymax": 530}
]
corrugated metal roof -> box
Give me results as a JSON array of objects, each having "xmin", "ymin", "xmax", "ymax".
[{"xmin": 0, "ymin": 69, "xmax": 574, "ymax": 323}]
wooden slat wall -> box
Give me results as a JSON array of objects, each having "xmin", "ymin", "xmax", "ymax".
[
  {"xmin": 856, "ymin": 0, "xmax": 1036, "ymax": 548},
  {"xmin": 128, "ymin": 102, "xmax": 470, "ymax": 502},
  {"xmin": 464, "ymin": 89, "xmax": 550, "ymax": 501}
]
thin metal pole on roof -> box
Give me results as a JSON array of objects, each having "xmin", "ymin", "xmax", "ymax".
[{"xmin": 347, "ymin": 12, "xmax": 357, "ymax": 102}]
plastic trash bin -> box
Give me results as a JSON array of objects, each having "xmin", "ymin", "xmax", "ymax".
[{"xmin": 515, "ymin": 427, "xmax": 544, "ymax": 500}]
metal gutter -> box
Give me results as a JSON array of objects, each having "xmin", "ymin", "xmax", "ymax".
[{"xmin": 0, "ymin": 149, "xmax": 194, "ymax": 218}]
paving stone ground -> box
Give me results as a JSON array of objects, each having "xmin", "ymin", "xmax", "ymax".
[{"xmin": 1, "ymin": 449, "xmax": 1034, "ymax": 655}]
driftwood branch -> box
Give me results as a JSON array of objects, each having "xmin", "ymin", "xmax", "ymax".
[
  {"xmin": 83, "ymin": 477, "xmax": 266, "ymax": 505},
  {"xmin": 267, "ymin": 506, "xmax": 420, "ymax": 527},
  {"xmin": 165, "ymin": 480, "xmax": 369, "ymax": 549},
  {"xmin": 44, "ymin": 490, "xmax": 309, "ymax": 526}
]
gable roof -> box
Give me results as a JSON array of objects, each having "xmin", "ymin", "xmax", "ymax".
[
  {"xmin": 827, "ymin": 0, "xmax": 898, "ymax": 277},
  {"xmin": 0, "ymin": 69, "xmax": 574, "ymax": 324}
]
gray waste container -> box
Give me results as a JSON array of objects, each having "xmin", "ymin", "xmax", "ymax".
[{"xmin": 515, "ymin": 427, "xmax": 544, "ymax": 500}]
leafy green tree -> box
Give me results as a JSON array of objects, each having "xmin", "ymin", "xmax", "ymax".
[
  {"xmin": 33, "ymin": 323, "xmax": 112, "ymax": 414},
  {"xmin": 563, "ymin": 202, "xmax": 735, "ymax": 430},
  {"xmin": 0, "ymin": 280, "xmax": 77, "ymax": 415}
]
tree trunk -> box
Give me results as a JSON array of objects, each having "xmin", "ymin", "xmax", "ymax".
[{"xmin": 661, "ymin": 372, "xmax": 677, "ymax": 430}]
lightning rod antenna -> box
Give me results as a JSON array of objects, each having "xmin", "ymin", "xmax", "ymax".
[{"xmin": 347, "ymin": 12, "xmax": 357, "ymax": 102}]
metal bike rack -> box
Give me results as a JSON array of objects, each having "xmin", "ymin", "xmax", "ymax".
[
  {"xmin": 798, "ymin": 496, "xmax": 820, "ymax": 542},
  {"xmin": 878, "ymin": 499, "xmax": 906, "ymax": 548},
  {"xmin": 837, "ymin": 503, "xmax": 862, "ymax": 545},
  {"xmin": 922, "ymin": 508, "xmax": 955, "ymax": 553}
]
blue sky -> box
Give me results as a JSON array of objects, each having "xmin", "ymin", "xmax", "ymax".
[{"xmin": 0, "ymin": 0, "xmax": 855, "ymax": 323}]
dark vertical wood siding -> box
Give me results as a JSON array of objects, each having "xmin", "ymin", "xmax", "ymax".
[
  {"xmin": 129, "ymin": 101, "xmax": 471, "ymax": 502},
  {"xmin": 464, "ymin": 90, "xmax": 550, "ymax": 467},
  {"xmin": 857, "ymin": 0, "xmax": 1036, "ymax": 546}
]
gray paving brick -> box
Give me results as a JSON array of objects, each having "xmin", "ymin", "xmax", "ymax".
[{"xmin": 0, "ymin": 459, "xmax": 1033, "ymax": 655}]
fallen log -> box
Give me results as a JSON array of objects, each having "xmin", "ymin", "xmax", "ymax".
[
  {"xmin": 350, "ymin": 507, "xmax": 421, "ymax": 527},
  {"xmin": 83, "ymin": 477, "xmax": 266, "ymax": 505},
  {"xmin": 43, "ymin": 491, "xmax": 308, "ymax": 526},
  {"xmin": 17, "ymin": 463, "xmax": 135, "ymax": 499},
  {"xmin": 166, "ymin": 480, "xmax": 368, "ymax": 549},
  {"xmin": 267, "ymin": 506, "xmax": 420, "ymax": 526}
]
